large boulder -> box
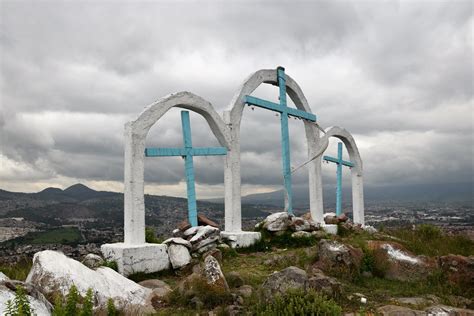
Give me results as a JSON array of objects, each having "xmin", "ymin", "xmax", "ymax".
[
  {"xmin": 308, "ymin": 269, "xmax": 342, "ymax": 298},
  {"xmin": 367, "ymin": 241, "xmax": 436, "ymax": 281},
  {"xmin": 0, "ymin": 285, "xmax": 52, "ymax": 316},
  {"xmin": 438, "ymin": 255, "xmax": 474, "ymax": 290},
  {"xmin": 81, "ymin": 253, "xmax": 104, "ymax": 269},
  {"xmin": 261, "ymin": 266, "xmax": 308, "ymax": 299},
  {"xmin": 26, "ymin": 250, "xmax": 152, "ymax": 312},
  {"xmin": 262, "ymin": 212, "xmax": 291, "ymax": 232},
  {"xmin": 314, "ymin": 239, "xmax": 363, "ymax": 278}
]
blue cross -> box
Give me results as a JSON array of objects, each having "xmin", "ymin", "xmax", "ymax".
[
  {"xmin": 323, "ymin": 142, "xmax": 354, "ymax": 216},
  {"xmin": 145, "ymin": 111, "xmax": 227, "ymax": 227},
  {"xmin": 244, "ymin": 67, "xmax": 317, "ymax": 214}
]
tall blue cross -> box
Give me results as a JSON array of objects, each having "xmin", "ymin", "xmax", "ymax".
[
  {"xmin": 244, "ymin": 67, "xmax": 317, "ymax": 214},
  {"xmin": 145, "ymin": 111, "xmax": 227, "ymax": 227},
  {"xmin": 323, "ymin": 142, "xmax": 354, "ymax": 216}
]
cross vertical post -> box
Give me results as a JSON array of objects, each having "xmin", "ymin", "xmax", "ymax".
[
  {"xmin": 323, "ymin": 142, "xmax": 354, "ymax": 216},
  {"xmin": 277, "ymin": 67, "xmax": 293, "ymax": 214},
  {"xmin": 145, "ymin": 111, "xmax": 227, "ymax": 227},
  {"xmin": 244, "ymin": 67, "xmax": 317, "ymax": 215},
  {"xmin": 181, "ymin": 111, "xmax": 198, "ymax": 227}
]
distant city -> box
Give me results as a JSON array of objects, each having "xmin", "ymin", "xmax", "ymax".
[{"xmin": 0, "ymin": 183, "xmax": 472, "ymax": 264}]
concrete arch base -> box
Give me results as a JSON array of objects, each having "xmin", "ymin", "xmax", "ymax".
[
  {"xmin": 101, "ymin": 243, "xmax": 170, "ymax": 277},
  {"xmin": 221, "ymin": 231, "xmax": 262, "ymax": 248}
]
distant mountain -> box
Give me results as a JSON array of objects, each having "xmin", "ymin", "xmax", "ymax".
[{"xmin": 238, "ymin": 182, "xmax": 474, "ymax": 208}]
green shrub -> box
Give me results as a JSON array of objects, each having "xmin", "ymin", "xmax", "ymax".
[
  {"xmin": 101, "ymin": 260, "xmax": 118, "ymax": 271},
  {"xmin": 0, "ymin": 260, "xmax": 32, "ymax": 281},
  {"xmin": 253, "ymin": 289, "xmax": 342, "ymax": 315},
  {"xmin": 145, "ymin": 227, "xmax": 162, "ymax": 244},
  {"xmin": 52, "ymin": 285, "xmax": 96, "ymax": 316},
  {"xmin": 107, "ymin": 298, "xmax": 118, "ymax": 316},
  {"xmin": 167, "ymin": 277, "xmax": 233, "ymax": 309},
  {"xmin": 5, "ymin": 286, "xmax": 32, "ymax": 316},
  {"xmin": 65, "ymin": 285, "xmax": 79, "ymax": 315},
  {"xmin": 80, "ymin": 288, "xmax": 94, "ymax": 316}
]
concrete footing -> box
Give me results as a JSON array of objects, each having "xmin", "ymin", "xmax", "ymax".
[
  {"xmin": 220, "ymin": 231, "xmax": 261, "ymax": 248},
  {"xmin": 101, "ymin": 243, "xmax": 170, "ymax": 276},
  {"xmin": 322, "ymin": 224, "xmax": 338, "ymax": 235}
]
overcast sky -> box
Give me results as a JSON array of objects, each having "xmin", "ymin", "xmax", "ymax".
[{"xmin": 0, "ymin": 0, "xmax": 472, "ymax": 199}]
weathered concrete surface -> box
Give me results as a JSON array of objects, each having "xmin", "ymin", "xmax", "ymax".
[
  {"xmin": 124, "ymin": 92, "xmax": 231, "ymax": 245},
  {"xmin": 101, "ymin": 243, "xmax": 170, "ymax": 276},
  {"xmin": 224, "ymin": 68, "xmax": 323, "ymax": 230},
  {"xmin": 322, "ymin": 224, "xmax": 338, "ymax": 235},
  {"xmin": 220, "ymin": 231, "xmax": 261, "ymax": 248},
  {"xmin": 319, "ymin": 126, "xmax": 365, "ymax": 226}
]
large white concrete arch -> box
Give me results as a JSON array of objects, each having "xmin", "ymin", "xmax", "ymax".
[
  {"xmin": 319, "ymin": 126, "xmax": 365, "ymax": 225},
  {"xmin": 124, "ymin": 91, "xmax": 231, "ymax": 244},
  {"xmin": 223, "ymin": 68, "xmax": 324, "ymax": 232}
]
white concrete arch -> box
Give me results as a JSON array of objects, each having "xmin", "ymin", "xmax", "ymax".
[
  {"xmin": 319, "ymin": 126, "xmax": 365, "ymax": 225},
  {"xmin": 223, "ymin": 68, "xmax": 324, "ymax": 232},
  {"xmin": 124, "ymin": 91, "xmax": 231, "ymax": 244}
]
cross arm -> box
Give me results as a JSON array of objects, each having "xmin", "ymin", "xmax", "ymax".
[
  {"xmin": 323, "ymin": 155, "xmax": 354, "ymax": 167},
  {"xmin": 244, "ymin": 95, "xmax": 316, "ymax": 122},
  {"xmin": 145, "ymin": 148, "xmax": 187, "ymax": 157},
  {"xmin": 190, "ymin": 147, "xmax": 227, "ymax": 156}
]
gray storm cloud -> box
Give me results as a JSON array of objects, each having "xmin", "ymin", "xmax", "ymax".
[{"xmin": 0, "ymin": 0, "xmax": 472, "ymax": 197}]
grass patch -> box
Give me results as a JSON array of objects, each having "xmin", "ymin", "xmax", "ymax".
[
  {"xmin": 388, "ymin": 224, "xmax": 474, "ymax": 257},
  {"xmin": 252, "ymin": 288, "xmax": 342, "ymax": 315},
  {"xmin": 0, "ymin": 260, "xmax": 32, "ymax": 281}
]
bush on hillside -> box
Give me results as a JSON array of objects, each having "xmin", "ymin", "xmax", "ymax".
[
  {"xmin": 253, "ymin": 288, "xmax": 342, "ymax": 315},
  {"xmin": 5, "ymin": 286, "xmax": 32, "ymax": 316}
]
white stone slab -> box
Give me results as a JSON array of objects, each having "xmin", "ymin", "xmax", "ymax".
[
  {"xmin": 220, "ymin": 231, "xmax": 261, "ymax": 248},
  {"xmin": 322, "ymin": 224, "xmax": 338, "ymax": 235},
  {"xmin": 101, "ymin": 243, "xmax": 170, "ymax": 276}
]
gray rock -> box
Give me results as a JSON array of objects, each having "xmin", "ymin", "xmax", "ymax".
[
  {"xmin": 262, "ymin": 212, "xmax": 291, "ymax": 232},
  {"xmin": 291, "ymin": 231, "xmax": 312, "ymax": 238},
  {"xmin": 189, "ymin": 226, "xmax": 220, "ymax": 243},
  {"xmin": 203, "ymin": 255, "xmax": 229, "ymax": 291},
  {"xmin": 81, "ymin": 253, "xmax": 104, "ymax": 269},
  {"xmin": 262, "ymin": 266, "xmax": 308, "ymax": 299},
  {"xmin": 197, "ymin": 242, "xmax": 218, "ymax": 254},
  {"xmin": 167, "ymin": 244, "xmax": 192, "ymax": 269},
  {"xmin": 192, "ymin": 235, "xmax": 220, "ymax": 251},
  {"xmin": 138, "ymin": 279, "xmax": 171, "ymax": 297},
  {"xmin": 424, "ymin": 305, "xmax": 474, "ymax": 316},
  {"xmin": 308, "ymin": 272, "xmax": 342, "ymax": 298},
  {"xmin": 311, "ymin": 230, "xmax": 327, "ymax": 239},
  {"xmin": 289, "ymin": 217, "xmax": 311, "ymax": 231},
  {"xmin": 377, "ymin": 305, "xmax": 425, "ymax": 315},
  {"xmin": 163, "ymin": 237, "xmax": 192, "ymax": 249},
  {"xmin": 236, "ymin": 285, "xmax": 253, "ymax": 298},
  {"xmin": 190, "ymin": 296, "xmax": 203, "ymax": 309}
]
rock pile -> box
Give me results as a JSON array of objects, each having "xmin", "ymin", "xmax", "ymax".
[{"xmin": 257, "ymin": 212, "xmax": 322, "ymax": 236}]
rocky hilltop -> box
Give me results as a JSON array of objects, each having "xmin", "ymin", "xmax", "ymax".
[{"xmin": 0, "ymin": 212, "xmax": 473, "ymax": 315}]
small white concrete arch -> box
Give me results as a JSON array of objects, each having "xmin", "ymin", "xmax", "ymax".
[
  {"xmin": 124, "ymin": 91, "xmax": 231, "ymax": 244},
  {"xmin": 223, "ymin": 68, "xmax": 324, "ymax": 232},
  {"xmin": 319, "ymin": 126, "xmax": 365, "ymax": 225}
]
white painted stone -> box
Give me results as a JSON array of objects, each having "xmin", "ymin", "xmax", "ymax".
[
  {"xmin": 167, "ymin": 244, "xmax": 192, "ymax": 269},
  {"xmin": 221, "ymin": 231, "xmax": 261, "ymax": 248},
  {"xmin": 26, "ymin": 250, "xmax": 151, "ymax": 311},
  {"xmin": 382, "ymin": 244, "xmax": 419, "ymax": 264},
  {"xmin": 163, "ymin": 237, "xmax": 192, "ymax": 249},
  {"xmin": 0, "ymin": 286, "xmax": 51, "ymax": 316},
  {"xmin": 0, "ymin": 272, "xmax": 9, "ymax": 282},
  {"xmin": 189, "ymin": 225, "xmax": 219, "ymax": 243},
  {"xmin": 101, "ymin": 243, "xmax": 170, "ymax": 276},
  {"xmin": 183, "ymin": 226, "xmax": 200, "ymax": 237},
  {"xmin": 262, "ymin": 212, "xmax": 290, "ymax": 231},
  {"xmin": 322, "ymin": 224, "xmax": 338, "ymax": 235}
]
